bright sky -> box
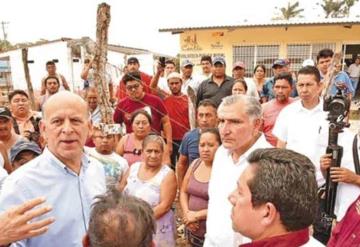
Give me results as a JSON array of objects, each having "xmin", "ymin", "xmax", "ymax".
[{"xmin": 1, "ymin": 0, "xmax": 360, "ymax": 56}]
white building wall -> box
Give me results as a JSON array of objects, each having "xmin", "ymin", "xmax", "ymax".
[
  {"xmin": 0, "ymin": 41, "xmax": 157, "ymax": 93},
  {"xmin": 129, "ymin": 54, "xmax": 154, "ymax": 75},
  {"xmin": 0, "ymin": 41, "xmax": 82, "ymax": 92},
  {"xmin": 107, "ymin": 50, "xmax": 126, "ymax": 86}
]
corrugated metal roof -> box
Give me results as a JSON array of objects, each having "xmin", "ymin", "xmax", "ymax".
[
  {"xmin": 0, "ymin": 38, "xmax": 173, "ymax": 57},
  {"xmin": 159, "ymin": 18, "xmax": 360, "ymax": 33},
  {"xmin": 108, "ymin": 44, "xmax": 151, "ymax": 55}
]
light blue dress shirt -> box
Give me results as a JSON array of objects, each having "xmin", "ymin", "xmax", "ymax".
[
  {"xmin": 0, "ymin": 148, "xmax": 106, "ymax": 247},
  {"xmin": 330, "ymin": 71, "xmax": 354, "ymax": 96}
]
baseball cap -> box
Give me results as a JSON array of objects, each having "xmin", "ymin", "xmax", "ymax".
[
  {"xmin": 233, "ymin": 61, "xmax": 245, "ymax": 70},
  {"xmin": 10, "ymin": 140, "xmax": 42, "ymax": 163},
  {"xmin": 0, "ymin": 107, "xmax": 12, "ymax": 120},
  {"xmin": 181, "ymin": 59, "xmax": 194, "ymax": 68},
  {"xmin": 302, "ymin": 59, "xmax": 315, "ymax": 67},
  {"xmin": 213, "ymin": 56, "xmax": 226, "ymax": 66},
  {"xmin": 272, "ymin": 59, "xmax": 290, "ymax": 68},
  {"xmin": 127, "ymin": 57, "xmax": 139, "ymax": 64},
  {"xmin": 167, "ymin": 72, "xmax": 182, "ymax": 81}
]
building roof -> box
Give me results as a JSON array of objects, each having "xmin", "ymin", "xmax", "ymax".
[
  {"xmin": 108, "ymin": 44, "xmax": 151, "ymax": 55},
  {"xmin": 159, "ymin": 18, "xmax": 360, "ymax": 33},
  {"xmin": 0, "ymin": 37, "xmax": 174, "ymax": 57}
]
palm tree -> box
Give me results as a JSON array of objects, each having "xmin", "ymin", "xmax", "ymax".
[
  {"xmin": 321, "ymin": 0, "xmax": 345, "ymax": 17},
  {"xmin": 273, "ymin": 1, "xmax": 304, "ymax": 20},
  {"xmin": 343, "ymin": 0, "xmax": 359, "ymax": 17},
  {"xmin": 320, "ymin": 0, "xmax": 359, "ymax": 18}
]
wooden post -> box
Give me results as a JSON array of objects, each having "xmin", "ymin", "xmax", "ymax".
[
  {"xmin": 93, "ymin": 3, "xmax": 112, "ymax": 124},
  {"xmin": 321, "ymin": 52, "xmax": 342, "ymax": 97},
  {"xmin": 21, "ymin": 48, "xmax": 36, "ymax": 110}
]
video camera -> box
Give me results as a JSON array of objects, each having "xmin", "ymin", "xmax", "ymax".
[
  {"xmin": 323, "ymin": 88, "xmax": 350, "ymax": 125},
  {"xmin": 314, "ymin": 87, "xmax": 350, "ymax": 243}
]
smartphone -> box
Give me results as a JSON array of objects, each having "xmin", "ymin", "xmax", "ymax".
[{"xmin": 159, "ymin": 57, "xmax": 166, "ymax": 68}]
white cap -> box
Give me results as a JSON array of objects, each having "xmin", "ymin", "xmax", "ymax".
[
  {"xmin": 302, "ymin": 59, "xmax": 315, "ymax": 67},
  {"xmin": 167, "ymin": 72, "xmax": 182, "ymax": 81}
]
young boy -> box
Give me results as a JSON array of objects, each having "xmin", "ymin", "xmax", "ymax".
[{"xmin": 86, "ymin": 127, "xmax": 128, "ymax": 189}]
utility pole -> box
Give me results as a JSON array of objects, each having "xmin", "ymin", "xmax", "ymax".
[{"xmin": 1, "ymin": 21, "xmax": 9, "ymax": 41}]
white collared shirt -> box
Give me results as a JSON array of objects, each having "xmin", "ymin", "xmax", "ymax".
[
  {"xmin": 348, "ymin": 63, "xmax": 360, "ymax": 78},
  {"xmin": 182, "ymin": 76, "xmax": 203, "ymax": 95},
  {"xmin": 204, "ymin": 134, "xmax": 271, "ymax": 247},
  {"xmin": 273, "ymin": 99, "xmax": 328, "ymax": 186}
]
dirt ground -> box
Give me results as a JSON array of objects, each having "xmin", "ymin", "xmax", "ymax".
[{"xmin": 175, "ymin": 196, "xmax": 189, "ymax": 247}]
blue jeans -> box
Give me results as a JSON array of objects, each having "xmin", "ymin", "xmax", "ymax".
[{"xmin": 351, "ymin": 77, "xmax": 359, "ymax": 92}]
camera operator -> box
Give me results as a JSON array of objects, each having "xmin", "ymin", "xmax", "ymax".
[
  {"xmin": 319, "ymin": 129, "xmax": 360, "ymax": 221},
  {"xmin": 312, "ymin": 58, "xmax": 360, "ymax": 244}
]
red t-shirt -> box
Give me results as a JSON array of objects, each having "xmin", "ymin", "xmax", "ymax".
[
  {"xmin": 163, "ymin": 95, "xmax": 190, "ymax": 141},
  {"xmin": 116, "ymin": 71, "xmax": 152, "ymax": 100},
  {"xmin": 262, "ymin": 98, "xmax": 295, "ymax": 146},
  {"xmin": 113, "ymin": 93, "xmax": 168, "ymax": 134}
]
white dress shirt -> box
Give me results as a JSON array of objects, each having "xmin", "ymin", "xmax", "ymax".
[
  {"xmin": 273, "ymin": 99, "xmax": 328, "ymax": 186},
  {"xmin": 204, "ymin": 134, "xmax": 271, "ymax": 247}
]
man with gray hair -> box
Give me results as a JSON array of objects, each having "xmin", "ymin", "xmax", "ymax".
[
  {"xmin": 204, "ymin": 95, "xmax": 271, "ymax": 247},
  {"xmin": 82, "ymin": 189, "xmax": 156, "ymax": 247},
  {"xmin": 0, "ymin": 91, "xmax": 106, "ymax": 247}
]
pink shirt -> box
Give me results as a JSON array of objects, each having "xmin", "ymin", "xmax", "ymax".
[{"xmin": 262, "ymin": 98, "xmax": 295, "ymax": 146}]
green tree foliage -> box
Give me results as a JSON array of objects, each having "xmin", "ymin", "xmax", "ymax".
[
  {"xmin": 321, "ymin": 0, "xmax": 359, "ymax": 18},
  {"xmin": 0, "ymin": 40, "xmax": 12, "ymax": 52},
  {"xmin": 273, "ymin": 1, "xmax": 304, "ymax": 20}
]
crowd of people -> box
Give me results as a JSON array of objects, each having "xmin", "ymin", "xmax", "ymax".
[{"xmin": 0, "ymin": 49, "xmax": 359, "ymax": 247}]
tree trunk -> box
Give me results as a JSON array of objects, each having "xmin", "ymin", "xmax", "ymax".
[
  {"xmin": 21, "ymin": 48, "xmax": 36, "ymax": 110},
  {"xmin": 93, "ymin": 3, "xmax": 112, "ymax": 124}
]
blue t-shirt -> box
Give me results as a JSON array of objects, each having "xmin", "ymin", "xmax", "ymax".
[
  {"xmin": 261, "ymin": 77, "xmax": 298, "ymax": 100},
  {"xmin": 179, "ymin": 128, "xmax": 200, "ymax": 165}
]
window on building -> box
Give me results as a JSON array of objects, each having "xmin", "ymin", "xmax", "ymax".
[
  {"xmin": 233, "ymin": 45, "xmax": 279, "ymax": 77},
  {"xmin": 287, "ymin": 43, "xmax": 336, "ymax": 72},
  {"xmin": 287, "ymin": 44, "xmax": 311, "ymax": 72},
  {"xmin": 233, "ymin": 46, "xmax": 254, "ymax": 78},
  {"xmin": 256, "ymin": 45, "xmax": 279, "ymax": 78},
  {"xmin": 312, "ymin": 43, "xmax": 336, "ymax": 62}
]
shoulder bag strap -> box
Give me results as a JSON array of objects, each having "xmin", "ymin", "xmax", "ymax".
[{"xmin": 352, "ymin": 134, "xmax": 360, "ymax": 175}]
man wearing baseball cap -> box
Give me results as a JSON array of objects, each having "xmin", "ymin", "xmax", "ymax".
[
  {"xmin": 262, "ymin": 59, "xmax": 297, "ymax": 102},
  {"xmin": 116, "ymin": 57, "xmax": 154, "ymax": 100},
  {"xmin": 0, "ymin": 107, "xmax": 22, "ymax": 159},
  {"xmin": 180, "ymin": 59, "xmax": 204, "ymax": 96},
  {"xmin": 10, "ymin": 140, "xmax": 42, "ymax": 170},
  {"xmin": 196, "ymin": 56, "xmax": 234, "ymax": 107},
  {"xmin": 232, "ymin": 61, "xmax": 246, "ymax": 80}
]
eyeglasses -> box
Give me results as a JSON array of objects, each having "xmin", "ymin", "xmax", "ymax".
[{"xmin": 126, "ymin": 83, "xmax": 140, "ymax": 91}]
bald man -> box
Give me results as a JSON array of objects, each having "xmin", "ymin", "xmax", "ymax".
[{"xmin": 0, "ymin": 91, "xmax": 106, "ymax": 247}]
